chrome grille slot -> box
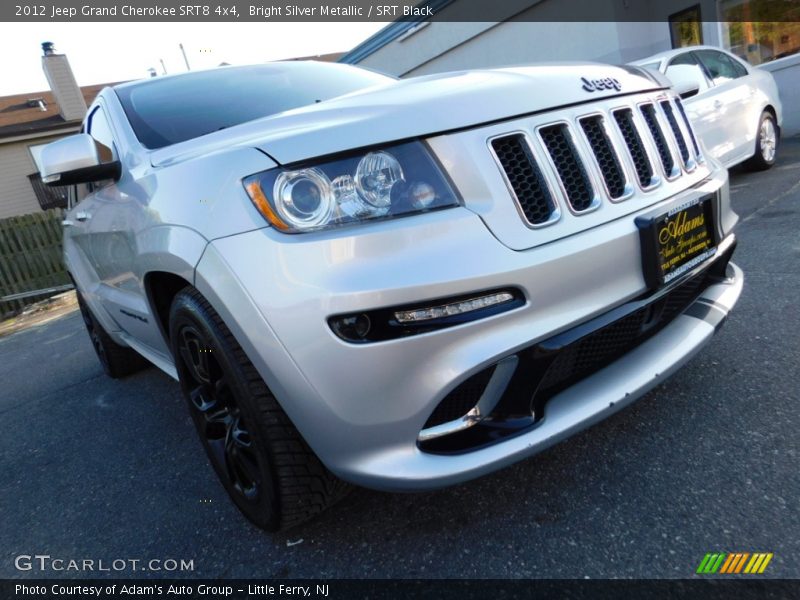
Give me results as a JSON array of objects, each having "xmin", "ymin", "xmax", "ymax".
[
  {"xmin": 539, "ymin": 124, "xmax": 596, "ymax": 213},
  {"xmin": 475, "ymin": 92, "xmax": 710, "ymax": 239},
  {"xmin": 660, "ymin": 99, "xmax": 693, "ymax": 169},
  {"xmin": 490, "ymin": 134, "xmax": 558, "ymax": 226},
  {"xmin": 675, "ymin": 98, "xmax": 703, "ymax": 161},
  {"xmin": 580, "ymin": 115, "xmax": 628, "ymax": 200},
  {"xmin": 613, "ymin": 108, "xmax": 656, "ymax": 189},
  {"xmin": 640, "ymin": 103, "xmax": 677, "ymax": 178}
]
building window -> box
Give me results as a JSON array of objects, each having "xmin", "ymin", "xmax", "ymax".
[
  {"xmin": 720, "ymin": 1, "xmax": 800, "ymax": 66},
  {"xmin": 669, "ymin": 5, "xmax": 703, "ymax": 48}
]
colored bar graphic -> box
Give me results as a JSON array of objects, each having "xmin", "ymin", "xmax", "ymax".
[
  {"xmin": 698, "ymin": 552, "xmax": 774, "ymax": 575},
  {"xmin": 719, "ymin": 553, "xmax": 735, "ymax": 574},
  {"xmin": 712, "ymin": 554, "xmax": 725, "ymax": 573},
  {"xmin": 744, "ymin": 554, "xmax": 760, "ymax": 574},
  {"xmin": 697, "ymin": 553, "xmax": 712, "ymax": 574},
  {"xmin": 734, "ymin": 553, "xmax": 750, "ymax": 573},
  {"xmin": 758, "ymin": 553, "xmax": 773, "ymax": 573},
  {"xmin": 720, "ymin": 553, "xmax": 736, "ymax": 573}
]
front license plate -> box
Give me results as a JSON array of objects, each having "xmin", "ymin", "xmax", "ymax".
[{"xmin": 639, "ymin": 195, "xmax": 717, "ymax": 286}]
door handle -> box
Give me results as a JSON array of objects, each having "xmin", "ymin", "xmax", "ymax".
[
  {"xmin": 75, "ymin": 211, "xmax": 92, "ymax": 222},
  {"xmin": 61, "ymin": 219, "xmax": 74, "ymax": 227}
]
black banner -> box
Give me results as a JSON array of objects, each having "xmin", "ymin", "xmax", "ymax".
[
  {"xmin": 2, "ymin": 0, "xmax": 799, "ymax": 22},
  {"xmin": 4, "ymin": 579, "xmax": 800, "ymax": 600}
]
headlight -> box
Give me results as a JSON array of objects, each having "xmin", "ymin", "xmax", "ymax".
[{"xmin": 244, "ymin": 141, "xmax": 460, "ymax": 233}]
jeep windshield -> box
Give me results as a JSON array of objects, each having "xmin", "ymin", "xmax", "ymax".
[{"xmin": 114, "ymin": 62, "xmax": 394, "ymax": 150}]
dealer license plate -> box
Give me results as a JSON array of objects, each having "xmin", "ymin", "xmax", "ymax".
[{"xmin": 639, "ymin": 195, "xmax": 717, "ymax": 286}]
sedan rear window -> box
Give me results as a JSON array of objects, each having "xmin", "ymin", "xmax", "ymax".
[{"xmin": 114, "ymin": 62, "xmax": 394, "ymax": 150}]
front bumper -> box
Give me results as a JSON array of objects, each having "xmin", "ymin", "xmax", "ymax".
[{"xmin": 194, "ymin": 172, "xmax": 741, "ymax": 491}]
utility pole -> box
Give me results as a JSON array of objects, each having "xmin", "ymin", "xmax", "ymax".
[{"xmin": 179, "ymin": 43, "xmax": 191, "ymax": 71}]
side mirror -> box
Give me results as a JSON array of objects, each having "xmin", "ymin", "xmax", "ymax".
[
  {"xmin": 40, "ymin": 133, "xmax": 120, "ymax": 187},
  {"xmin": 674, "ymin": 81, "xmax": 701, "ymax": 99},
  {"xmin": 665, "ymin": 64, "xmax": 704, "ymax": 99}
]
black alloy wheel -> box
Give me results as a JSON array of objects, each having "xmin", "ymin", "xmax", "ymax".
[
  {"xmin": 169, "ymin": 287, "xmax": 349, "ymax": 531},
  {"xmin": 176, "ymin": 323, "xmax": 262, "ymax": 503}
]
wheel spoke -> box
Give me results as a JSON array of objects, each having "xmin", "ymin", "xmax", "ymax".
[
  {"xmin": 760, "ymin": 119, "xmax": 776, "ymax": 162},
  {"xmin": 222, "ymin": 415, "xmax": 260, "ymax": 500},
  {"xmin": 206, "ymin": 437, "xmax": 230, "ymax": 477},
  {"xmin": 179, "ymin": 328, "xmax": 212, "ymax": 384},
  {"xmin": 230, "ymin": 416, "xmax": 252, "ymax": 448},
  {"xmin": 189, "ymin": 386, "xmax": 215, "ymax": 412},
  {"xmin": 235, "ymin": 451, "xmax": 261, "ymax": 495},
  {"xmin": 177, "ymin": 321, "xmax": 262, "ymax": 504},
  {"xmin": 90, "ymin": 329, "xmax": 107, "ymax": 363}
]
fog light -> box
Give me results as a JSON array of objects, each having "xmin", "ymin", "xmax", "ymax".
[
  {"xmin": 330, "ymin": 313, "xmax": 371, "ymax": 341},
  {"xmin": 328, "ymin": 288, "xmax": 523, "ymax": 343},
  {"xmin": 394, "ymin": 292, "xmax": 515, "ymax": 323}
]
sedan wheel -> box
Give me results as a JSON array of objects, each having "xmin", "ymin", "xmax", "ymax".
[{"xmin": 745, "ymin": 111, "xmax": 778, "ymax": 171}]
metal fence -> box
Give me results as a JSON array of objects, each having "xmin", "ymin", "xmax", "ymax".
[{"xmin": 0, "ymin": 209, "xmax": 71, "ymax": 318}]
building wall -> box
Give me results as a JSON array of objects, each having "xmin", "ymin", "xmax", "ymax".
[
  {"xmin": 354, "ymin": 0, "xmax": 678, "ymax": 77},
  {"xmin": 758, "ymin": 54, "xmax": 800, "ymax": 137},
  {"xmin": 378, "ymin": 21, "xmax": 671, "ymax": 78},
  {"xmin": 0, "ymin": 133, "xmax": 70, "ymax": 219},
  {"xmin": 351, "ymin": 0, "xmax": 799, "ymax": 136}
]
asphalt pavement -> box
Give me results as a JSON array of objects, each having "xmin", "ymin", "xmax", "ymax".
[{"xmin": 2, "ymin": 140, "xmax": 799, "ymax": 580}]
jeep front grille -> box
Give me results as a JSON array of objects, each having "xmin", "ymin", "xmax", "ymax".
[
  {"xmin": 613, "ymin": 108, "xmax": 654, "ymax": 188},
  {"xmin": 579, "ymin": 115, "xmax": 627, "ymax": 199},
  {"xmin": 539, "ymin": 124, "xmax": 596, "ymax": 212},
  {"xmin": 490, "ymin": 134, "xmax": 557, "ymax": 226},
  {"xmin": 640, "ymin": 103, "xmax": 677, "ymax": 177},
  {"xmin": 486, "ymin": 92, "xmax": 704, "ymax": 232},
  {"xmin": 660, "ymin": 99, "xmax": 692, "ymax": 168}
]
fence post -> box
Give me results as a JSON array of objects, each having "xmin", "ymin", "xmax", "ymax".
[{"xmin": 0, "ymin": 209, "xmax": 69, "ymax": 319}]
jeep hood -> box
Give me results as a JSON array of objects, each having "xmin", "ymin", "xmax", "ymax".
[{"xmin": 150, "ymin": 63, "xmax": 667, "ymax": 168}]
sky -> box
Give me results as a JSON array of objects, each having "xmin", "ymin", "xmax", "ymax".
[{"xmin": 0, "ymin": 22, "xmax": 388, "ymax": 96}]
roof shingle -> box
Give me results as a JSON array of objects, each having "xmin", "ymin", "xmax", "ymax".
[{"xmin": 0, "ymin": 82, "xmax": 120, "ymax": 140}]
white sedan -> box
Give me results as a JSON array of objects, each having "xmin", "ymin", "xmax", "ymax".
[{"xmin": 632, "ymin": 45, "xmax": 782, "ymax": 170}]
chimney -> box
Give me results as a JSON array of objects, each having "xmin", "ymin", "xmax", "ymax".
[{"xmin": 40, "ymin": 41, "xmax": 87, "ymax": 122}]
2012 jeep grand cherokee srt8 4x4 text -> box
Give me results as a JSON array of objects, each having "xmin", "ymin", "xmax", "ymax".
[{"xmin": 40, "ymin": 61, "xmax": 742, "ymax": 531}]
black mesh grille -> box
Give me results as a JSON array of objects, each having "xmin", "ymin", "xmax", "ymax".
[
  {"xmin": 491, "ymin": 135, "xmax": 555, "ymax": 225},
  {"xmin": 675, "ymin": 98, "xmax": 701, "ymax": 158},
  {"xmin": 640, "ymin": 104, "xmax": 675, "ymax": 175},
  {"xmin": 424, "ymin": 366, "xmax": 495, "ymax": 429},
  {"xmin": 538, "ymin": 312, "xmax": 647, "ymax": 391},
  {"xmin": 537, "ymin": 271, "xmax": 709, "ymax": 396},
  {"xmin": 540, "ymin": 124, "xmax": 594, "ymax": 212},
  {"xmin": 660, "ymin": 100, "xmax": 690, "ymax": 164},
  {"xmin": 613, "ymin": 109, "xmax": 653, "ymax": 188},
  {"xmin": 580, "ymin": 116, "xmax": 626, "ymax": 199}
]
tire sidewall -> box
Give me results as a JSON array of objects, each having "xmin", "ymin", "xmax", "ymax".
[
  {"xmin": 169, "ymin": 292, "xmax": 281, "ymax": 530},
  {"xmin": 76, "ymin": 291, "xmax": 114, "ymax": 376},
  {"xmin": 755, "ymin": 112, "xmax": 777, "ymax": 168}
]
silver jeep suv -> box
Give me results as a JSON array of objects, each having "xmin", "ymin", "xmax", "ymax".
[{"xmin": 40, "ymin": 61, "xmax": 743, "ymax": 530}]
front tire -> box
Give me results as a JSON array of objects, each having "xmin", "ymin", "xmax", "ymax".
[
  {"xmin": 169, "ymin": 287, "xmax": 348, "ymax": 531},
  {"xmin": 744, "ymin": 111, "xmax": 778, "ymax": 171}
]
